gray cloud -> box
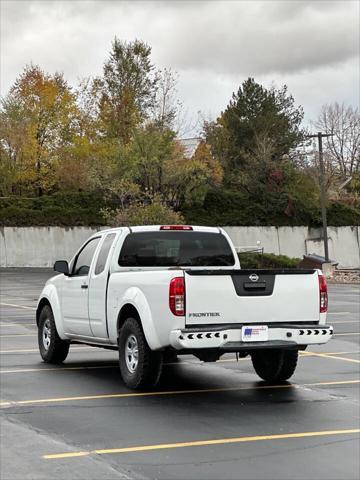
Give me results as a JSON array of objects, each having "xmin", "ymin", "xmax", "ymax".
[
  {"xmin": 1, "ymin": 0, "xmax": 359, "ymax": 131},
  {"xmin": 153, "ymin": 1, "xmax": 358, "ymax": 75}
]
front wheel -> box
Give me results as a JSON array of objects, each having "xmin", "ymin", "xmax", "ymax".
[
  {"xmin": 118, "ymin": 317, "xmax": 162, "ymax": 390},
  {"xmin": 38, "ymin": 305, "xmax": 69, "ymax": 363},
  {"xmin": 251, "ymin": 349, "xmax": 298, "ymax": 383}
]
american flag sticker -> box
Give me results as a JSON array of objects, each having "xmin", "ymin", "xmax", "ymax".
[{"xmin": 242, "ymin": 325, "xmax": 268, "ymax": 342}]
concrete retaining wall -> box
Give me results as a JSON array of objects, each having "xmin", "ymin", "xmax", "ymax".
[
  {"xmin": 0, "ymin": 227, "xmax": 103, "ymax": 268},
  {"xmin": 0, "ymin": 226, "xmax": 359, "ymax": 268}
]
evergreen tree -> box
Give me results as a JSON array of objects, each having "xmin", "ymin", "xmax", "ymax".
[{"xmin": 205, "ymin": 78, "xmax": 305, "ymax": 181}]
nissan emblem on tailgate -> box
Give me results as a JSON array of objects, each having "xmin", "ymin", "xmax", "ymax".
[{"xmin": 249, "ymin": 273, "xmax": 259, "ymax": 282}]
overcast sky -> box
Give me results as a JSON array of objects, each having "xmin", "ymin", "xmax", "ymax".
[{"xmin": 1, "ymin": 0, "xmax": 359, "ymax": 135}]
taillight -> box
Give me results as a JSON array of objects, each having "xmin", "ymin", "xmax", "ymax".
[
  {"xmin": 160, "ymin": 225, "xmax": 193, "ymax": 230},
  {"xmin": 169, "ymin": 277, "xmax": 185, "ymax": 316},
  {"xmin": 319, "ymin": 274, "xmax": 328, "ymax": 313}
]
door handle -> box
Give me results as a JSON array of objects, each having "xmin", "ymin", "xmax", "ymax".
[{"xmin": 81, "ymin": 284, "xmax": 88, "ymax": 289}]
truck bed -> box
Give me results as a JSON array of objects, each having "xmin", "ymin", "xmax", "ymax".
[{"xmin": 184, "ymin": 269, "xmax": 321, "ymax": 326}]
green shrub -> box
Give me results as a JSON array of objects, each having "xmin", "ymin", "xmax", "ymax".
[
  {"xmin": 0, "ymin": 193, "xmax": 110, "ymax": 226},
  {"xmin": 183, "ymin": 188, "xmax": 315, "ymax": 226},
  {"xmin": 238, "ymin": 252, "xmax": 300, "ymax": 269},
  {"xmin": 104, "ymin": 198, "xmax": 184, "ymax": 227},
  {"xmin": 183, "ymin": 188, "xmax": 360, "ymax": 227},
  {"xmin": 327, "ymin": 202, "xmax": 360, "ymax": 226},
  {"xmin": 1, "ymin": 189, "xmax": 359, "ymax": 227},
  {"xmin": 0, "ymin": 206, "xmax": 106, "ymax": 226}
]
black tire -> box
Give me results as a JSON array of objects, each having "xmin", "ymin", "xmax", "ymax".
[
  {"xmin": 251, "ymin": 349, "xmax": 298, "ymax": 383},
  {"xmin": 118, "ymin": 317, "xmax": 162, "ymax": 390},
  {"xmin": 38, "ymin": 305, "xmax": 70, "ymax": 363}
]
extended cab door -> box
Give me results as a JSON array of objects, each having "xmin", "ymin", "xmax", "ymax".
[
  {"xmin": 62, "ymin": 236, "xmax": 101, "ymax": 336},
  {"xmin": 88, "ymin": 232, "xmax": 117, "ymax": 338}
]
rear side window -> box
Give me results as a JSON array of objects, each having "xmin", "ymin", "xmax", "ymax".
[
  {"xmin": 95, "ymin": 233, "xmax": 116, "ymax": 275},
  {"xmin": 118, "ymin": 232, "xmax": 235, "ymax": 267}
]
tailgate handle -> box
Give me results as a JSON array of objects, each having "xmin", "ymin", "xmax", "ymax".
[{"xmin": 243, "ymin": 282, "xmax": 266, "ymax": 290}]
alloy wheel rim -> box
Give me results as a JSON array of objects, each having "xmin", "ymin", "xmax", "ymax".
[
  {"xmin": 42, "ymin": 319, "xmax": 51, "ymax": 351},
  {"xmin": 125, "ymin": 334, "xmax": 139, "ymax": 373}
]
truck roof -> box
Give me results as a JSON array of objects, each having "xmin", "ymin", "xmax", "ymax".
[{"xmin": 95, "ymin": 225, "xmax": 222, "ymax": 236}]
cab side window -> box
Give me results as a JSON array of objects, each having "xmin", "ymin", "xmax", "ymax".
[
  {"xmin": 95, "ymin": 234, "xmax": 116, "ymax": 275},
  {"xmin": 72, "ymin": 238, "xmax": 100, "ymax": 276}
]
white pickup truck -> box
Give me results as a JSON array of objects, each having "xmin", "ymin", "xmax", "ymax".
[{"xmin": 37, "ymin": 225, "xmax": 333, "ymax": 389}]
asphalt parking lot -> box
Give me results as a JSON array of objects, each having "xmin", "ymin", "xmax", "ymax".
[{"xmin": 0, "ymin": 268, "xmax": 359, "ymax": 480}]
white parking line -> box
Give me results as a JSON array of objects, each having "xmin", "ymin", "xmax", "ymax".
[
  {"xmin": 0, "ymin": 346, "xmax": 102, "ymax": 354},
  {"xmin": 0, "ymin": 323, "xmax": 35, "ymax": 327},
  {"xmin": 331, "ymin": 321, "xmax": 360, "ymax": 324},
  {"xmin": 333, "ymin": 332, "xmax": 360, "ymax": 337},
  {"xmin": 0, "ymin": 333, "xmax": 36, "ymax": 337},
  {"xmin": 327, "ymin": 312, "xmax": 351, "ymax": 315},
  {"xmin": 0, "ymin": 303, "xmax": 36, "ymax": 311}
]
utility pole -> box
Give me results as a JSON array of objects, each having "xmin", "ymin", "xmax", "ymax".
[{"xmin": 306, "ymin": 132, "xmax": 334, "ymax": 262}]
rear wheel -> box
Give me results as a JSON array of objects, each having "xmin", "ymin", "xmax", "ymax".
[
  {"xmin": 38, "ymin": 305, "xmax": 69, "ymax": 363},
  {"xmin": 118, "ymin": 317, "xmax": 162, "ymax": 389},
  {"xmin": 251, "ymin": 349, "xmax": 298, "ymax": 382}
]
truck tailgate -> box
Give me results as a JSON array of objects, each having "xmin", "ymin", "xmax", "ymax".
[{"xmin": 184, "ymin": 269, "xmax": 320, "ymax": 325}]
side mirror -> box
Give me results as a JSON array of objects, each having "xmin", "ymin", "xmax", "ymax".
[{"xmin": 54, "ymin": 260, "xmax": 70, "ymax": 276}]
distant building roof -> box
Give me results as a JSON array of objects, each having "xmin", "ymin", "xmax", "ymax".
[{"xmin": 178, "ymin": 137, "xmax": 201, "ymax": 158}]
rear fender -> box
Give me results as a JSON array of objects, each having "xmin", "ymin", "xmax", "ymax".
[{"xmin": 110, "ymin": 287, "xmax": 161, "ymax": 350}]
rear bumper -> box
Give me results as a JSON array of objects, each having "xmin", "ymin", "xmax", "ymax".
[{"xmin": 169, "ymin": 324, "xmax": 333, "ymax": 351}]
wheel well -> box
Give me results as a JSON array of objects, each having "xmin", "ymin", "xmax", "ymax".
[
  {"xmin": 36, "ymin": 298, "xmax": 51, "ymax": 326},
  {"xmin": 117, "ymin": 304, "xmax": 140, "ymax": 334}
]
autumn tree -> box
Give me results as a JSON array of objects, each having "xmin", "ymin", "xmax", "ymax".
[
  {"xmin": 126, "ymin": 123, "xmax": 178, "ymax": 195},
  {"xmin": 98, "ymin": 38, "xmax": 158, "ymax": 143},
  {"xmin": 0, "ymin": 96, "xmax": 29, "ymax": 194},
  {"xmin": 75, "ymin": 77, "xmax": 104, "ymax": 138},
  {"xmin": 116, "ymin": 125, "xmax": 222, "ymax": 210},
  {"xmin": 152, "ymin": 68, "xmax": 182, "ymax": 131},
  {"xmin": 0, "ymin": 145, "xmax": 16, "ymax": 195},
  {"xmin": 165, "ymin": 140, "xmax": 223, "ymax": 208},
  {"xmin": 0, "ymin": 65, "xmax": 79, "ymax": 195},
  {"xmin": 58, "ymin": 79, "xmax": 119, "ymax": 193}
]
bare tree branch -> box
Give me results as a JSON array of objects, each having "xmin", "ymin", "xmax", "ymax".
[{"xmin": 315, "ymin": 102, "xmax": 360, "ymax": 178}]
